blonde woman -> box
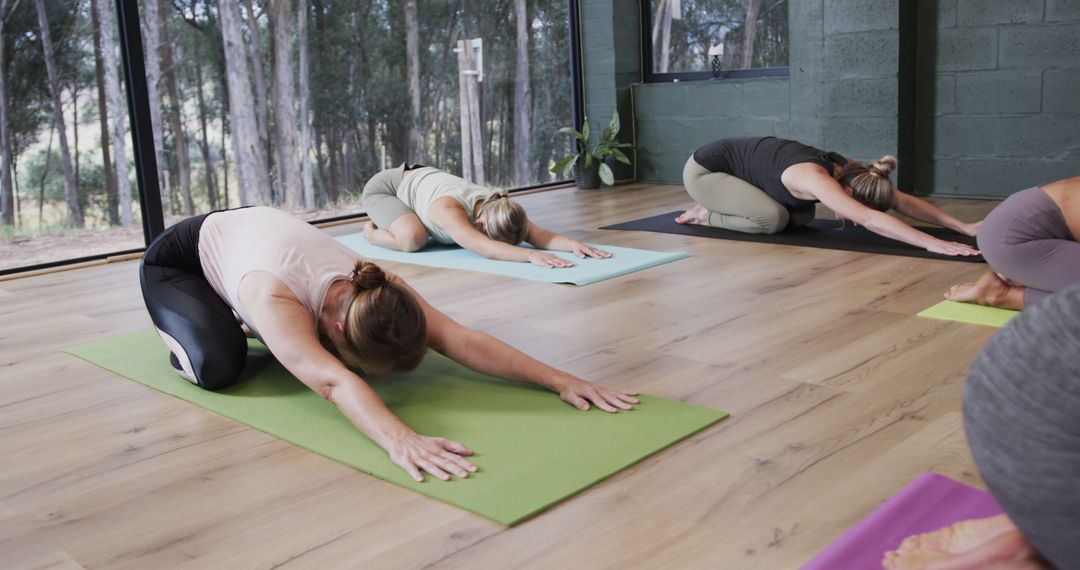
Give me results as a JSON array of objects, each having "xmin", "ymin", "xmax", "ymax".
[
  {"xmin": 675, "ymin": 136, "xmax": 982, "ymax": 256},
  {"xmin": 140, "ymin": 207, "xmax": 638, "ymax": 483},
  {"xmin": 361, "ymin": 163, "xmax": 612, "ymax": 268}
]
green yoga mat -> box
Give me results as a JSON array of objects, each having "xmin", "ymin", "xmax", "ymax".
[
  {"xmin": 917, "ymin": 300, "xmax": 1019, "ymax": 328},
  {"xmin": 335, "ymin": 234, "xmax": 688, "ymax": 286},
  {"xmin": 66, "ymin": 331, "xmax": 727, "ymax": 525}
]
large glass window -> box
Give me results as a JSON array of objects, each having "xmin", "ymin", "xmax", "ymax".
[
  {"xmin": 644, "ymin": 0, "xmax": 789, "ymax": 80},
  {"xmin": 0, "ymin": 0, "xmax": 144, "ymax": 271},
  {"xmin": 0, "ymin": 0, "xmax": 578, "ymax": 273},
  {"xmin": 150, "ymin": 0, "xmax": 574, "ymax": 228}
]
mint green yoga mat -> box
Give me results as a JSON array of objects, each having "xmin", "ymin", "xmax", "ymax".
[
  {"xmin": 917, "ymin": 300, "xmax": 1019, "ymax": 328},
  {"xmin": 66, "ymin": 331, "xmax": 727, "ymax": 525},
  {"xmin": 335, "ymin": 234, "xmax": 688, "ymax": 285}
]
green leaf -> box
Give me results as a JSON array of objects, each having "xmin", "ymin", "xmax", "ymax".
[
  {"xmin": 583, "ymin": 153, "xmax": 593, "ymax": 168},
  {"xmin": 610, "ymin": 148, "xmax": 632, "ymax": 165},
  {"xmin": 557, "ymin": 127, "xmax": 584, "ymax": 141},
  {"xmin": 607, "ymin": 110, "xmax": 620, "ymax": 139},
  {"xmin": 598, "ymin": 162, "xmax": 615, "ymax": 186},
  {"xmin": 550, "ymin": 154, "xmax": 578, "ymax": 175},
  {"xmin": 581, "ymin": 118, "xmax": 590, "ymax": 146}
]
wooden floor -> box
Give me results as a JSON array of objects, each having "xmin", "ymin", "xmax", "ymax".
[{"xmin": 0, "ymin": 184, "xmax": 999, "ymax": 570}]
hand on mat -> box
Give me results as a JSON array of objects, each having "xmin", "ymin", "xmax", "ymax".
[
  {"xmin": 559, "ymin": 379, "xmax": 640, "ymax": 413},
  {"xmin": 386, "ymin": 432, "xmax": 478, "ymax": 483},
  {"xmin": 528, "ymin": 251, "xmax": 575, "ymax": 269},
  {"xmin": 570, "ymin": 241, "xmax": 613, "ymax": 260},
  {"xmin": 927, "ymin": 239, "xmax": 980, "ymax": 257}
]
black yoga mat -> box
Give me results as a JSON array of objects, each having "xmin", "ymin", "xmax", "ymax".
[{"xmin": 600, "ymin": 211, "xmax": 984, "ymax": 263}]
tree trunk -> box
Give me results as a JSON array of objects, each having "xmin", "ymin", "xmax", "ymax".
[
  {"xmin": 242, "ymin": 0, "xmax": 269, "ymax": 160},
  {"xmin": 404, "ymin": 0, "xmax": 421, "ymax": 161},
  {"xmin": 96, "ymin": 0, "xmax": 133, "ymax": 226},
  {"xmin": 38, "ymin": 122, "xmax": 54, "ymax": 226},
  {"xmin": 35, "ymin": 0, "xmax": 83, "ymax": 227},
  {"xmin": 219, "ymin": 0, "xmax": 271, "ymax": 205},
  {"xmin": 511, "ymin": 0, "xmax": 531, "ymax": 185},
  {"xmin": 159, "ymin": 5, "xmax": 193, "ymax": 215},
  {"xmin": 193, "ymin": 38, "xmax": 218, "ymax": 210},
  {"xmin": 271, "ymin": 0, "xmax": 300, "ymax": 207},
  {"xmin": 90, "ymin": 2, "xmax": 119, "ymax": 225},
  {"xmin": 296, "ymin": 0, "xmax": 313, "ymax": 207},
  {"xmin": 0, "ymin": 0, "xmax": 14, "ymax": 226},
  {"xmin": 142, "ymin": 0, "xmax": 169, "ymax": 215},
  {"xmin": 740, "ymin": 0, "xmax": 763, "ymax": 69}
]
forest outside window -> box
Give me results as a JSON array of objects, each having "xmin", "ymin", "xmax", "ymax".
[
  {"xmin": 149, "ymin": 0, "xmax": 575, "ymax": 232},
  {"xmin": 0, "ymin": 0, "xmax": 577, "ymax": 273},
  {"xmin": 645, "ymin": 0, "xmax": 789, "ymax": 82}
]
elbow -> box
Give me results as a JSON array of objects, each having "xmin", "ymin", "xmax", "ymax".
[{"xmin": 319, "ymin": 380, "xmax": 338, "ymax": 402}]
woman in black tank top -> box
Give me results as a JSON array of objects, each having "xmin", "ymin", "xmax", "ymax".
[{"xmin": 675, "ymin": 136, "xmax": 982, "ymax": 257}]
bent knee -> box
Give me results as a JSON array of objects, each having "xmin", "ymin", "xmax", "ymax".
[{"xmin": 398, "ymin": 232, "xmax": 429, "ymax": 252}]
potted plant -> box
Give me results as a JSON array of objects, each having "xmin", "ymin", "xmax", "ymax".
[{"xmin": 551, "ymin": 110, "xmax": 633, "ymax": 189}]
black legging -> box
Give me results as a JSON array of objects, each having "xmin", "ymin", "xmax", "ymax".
[
  {"xmin": 964, "ymin": 282, "xmax": 1080, "ymax": 568},
  {"xmin": 140, "ymin": 213, "xmax": 248, "ymax": 390}
]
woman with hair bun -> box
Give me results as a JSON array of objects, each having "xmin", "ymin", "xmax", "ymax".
[
  {"xmin": 675, "ymin": 136, "xmax": 982, "ymax": 256},
  {"xmin": 362, "ymin": 163, "xmax": 612, "ymax": 268},
  {"xmin": 140, "ymin": 206, "xmax": 638, "ymax": 483}
]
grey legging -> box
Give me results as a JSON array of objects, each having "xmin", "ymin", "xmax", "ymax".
[
  {"xmin": 682, "ymin": 155, "xmax": 813, "ymax": 234},
  {"xmin": 977, "ymin": 187, "xmax": 1080, "ymax": 305},
  {"xmin": 964, "ymin": 282, "xmax": 1080, "ymax": 569}
]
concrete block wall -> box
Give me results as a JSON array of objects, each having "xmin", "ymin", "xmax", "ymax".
[
  {"xmin": 915, "ymin": 0, "xmax": 1080, "ymax": 197},
  {"xmin": 580, "ymin": 0, "xmax": 640, "ymax": 182},
  {"xmin": 627, "ymin": 0, "xmax": 902, "ymax": 183},
  {"xmin": 582, "ymin": 0, "xmax": 1079, "ymax": 197}
]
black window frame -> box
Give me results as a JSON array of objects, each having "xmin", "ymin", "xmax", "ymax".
[
  {"xmin": 639, "ymin": 0, "xmax": 790, "ymax": 83},
  {"xmin": 1, "ymin": 0, "xmax": 585, "ymax": 277}
]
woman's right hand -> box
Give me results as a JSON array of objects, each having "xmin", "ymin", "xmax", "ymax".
[
  {"xmin": 927, "ymin": 239, "xmax": 980, "ymax": 257},
  {"xmin": 527, "ymin": 251, "xmax": 575, "ymax": 268},
  {"xmin": 385, "ymin": 431, "xmax": 478, "ymax": 482}
]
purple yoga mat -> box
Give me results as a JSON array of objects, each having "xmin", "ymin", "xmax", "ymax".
[{"xmin": 802, "ymin": 472, "xmax": 1003, "ymax": 570}]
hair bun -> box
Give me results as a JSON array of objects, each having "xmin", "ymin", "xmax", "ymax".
[
  {"xmin": 870, "ymin": 155, "xmax": 898, "ymax": 178},
  {"xmin": 350, "ymin": 260, "xmax": 387, "ymax": 291}
]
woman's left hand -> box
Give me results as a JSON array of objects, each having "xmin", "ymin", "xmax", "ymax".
[
  {"xmin": 571, "ymin": 241, "xmax": 613, "ymax": 259},
  {"xmin": 961, "ymin": 221, "xmax": 981, "ymax": 237},
  {"xmin": 558, "ymin": 378, "xmax": 640, "ymax": 412}
]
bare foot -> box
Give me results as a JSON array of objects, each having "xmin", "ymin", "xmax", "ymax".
[
  {"xmin": 675, "ymin": 203, "xmax": 710, "ymax": 225},
  {"xmin": 945, "ymin": 271, "xmax": 1022, "ymax": 309},
  {"xmin": 897, "ymin": 515, "xmax": 1015, "ymax": 554},
  {"xmin": 362, "ymin": 221, "xmax": 377, "ymax": 240},
  {"xmin": 884, "ymin": 515, "xmax": 1041, "ymax": 570}
]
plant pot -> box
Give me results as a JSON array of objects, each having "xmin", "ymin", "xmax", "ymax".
[{"xmin": 574, "ymin": 161, "xmax": 601, "ymax": 189}]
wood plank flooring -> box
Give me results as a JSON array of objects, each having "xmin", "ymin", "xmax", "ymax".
[{"xmin": 0, "ymin": 184, "xmax": 998, "ymax": 569}]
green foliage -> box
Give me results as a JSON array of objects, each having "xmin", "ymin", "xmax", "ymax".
[{"xmin": 550, "ymin": 109, "xmax": 634, "ymax": 186}]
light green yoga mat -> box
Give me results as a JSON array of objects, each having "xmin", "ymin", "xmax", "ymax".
[
  {"xmin": 335, "ymin": 234, "xmax": 688, "ymax": 285},
  {"xmin": 917, "ymin": 300, "xmax": 1019, "ymax": 328},
  {"xmin": 66, "ymin": 331, "xmax": 727, "ymax": 525}
]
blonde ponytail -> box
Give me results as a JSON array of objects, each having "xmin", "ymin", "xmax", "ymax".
[{"xmin": 838, "ymin": 155, "xmax": 898, "ymax": 212}]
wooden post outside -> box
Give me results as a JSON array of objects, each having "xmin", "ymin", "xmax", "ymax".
[{"xmin": 456, "ymin": 38, "xmax": 485, "ymax": 185}]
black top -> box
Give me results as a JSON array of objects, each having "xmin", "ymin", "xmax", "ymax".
[{"xmin": 692, "ymin": 137, "xmax": 847, "ymax": 212}]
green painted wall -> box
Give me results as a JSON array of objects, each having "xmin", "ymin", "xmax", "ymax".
[
  {"xmin": 580, "ymin": 0, "xmax": 1080, "ymax": 198},
  {"xmin": 915, "ymin": 0, "xmax": 1080, "ymax": 197}
]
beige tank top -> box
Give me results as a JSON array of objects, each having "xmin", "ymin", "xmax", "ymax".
[
  {"xmin": 396, "ymin": 167, "xmax": 497, "ymax": 244},
  {"xmin": 198, "ymin": 207, "xmax": 357, "ymax": 338}
]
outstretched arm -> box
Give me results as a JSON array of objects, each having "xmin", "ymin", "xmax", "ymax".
[
  {"xmin": 429, "ymin": 201, "xmax": 577, "ymax": 268},
  {"xmin": 393, "ymin": 276, "xmax": 639, "ymax": 412},
  {"xmin": 893, "ymin": 191, "xmax": 981, "ymax": 236},
  {"xmin": 790, "ymin": 165, "xmax": 980, "ymax": 256},
  {"xmin": 241, "ymin": 275, "xmax": 476, "ymax": 482},
  {"xmin": 525, "ymin": 222, "xmax": 612, "ymax": 259}
]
